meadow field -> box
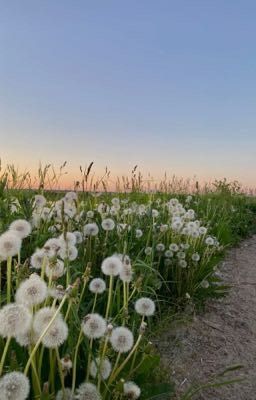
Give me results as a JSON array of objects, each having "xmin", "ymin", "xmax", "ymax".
[{"xmin": 0, "ymin": 165, "xmax": 256, "ymax": 400}]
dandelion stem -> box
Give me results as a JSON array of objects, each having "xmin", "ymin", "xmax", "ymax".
[
  {"xmin": 105, "ymin": 275, "xmax": 113, "ymax": 320},
  {"xmin": 6, "ymin": 256, "xmax": 12, "ymax": 303},
  {"xmin": 0, "ymin": 336, "xmax": 11, "ymax": 376},
  {"xmin": 71, "ymin": 328, "xmax": 83, "ymax": 395}
]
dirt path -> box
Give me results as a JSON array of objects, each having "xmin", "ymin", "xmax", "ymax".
[{"xmin": 156, "ymin": 235, "xmax": 256, "ymax": 399}]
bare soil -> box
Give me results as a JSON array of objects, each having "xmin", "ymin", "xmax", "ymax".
[{"xmin": 155, "ymin": 235, "xmax": 256, "ymax": 399}]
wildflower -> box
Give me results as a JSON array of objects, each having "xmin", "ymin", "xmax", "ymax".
[
  {"xmin": 177, "ymin": 251, "xmax": 186, "ymax": 260},
  {"xmin": 120, "ymin": 263, "xmax": 133, "ymax": 282},
  {"xmin": 101, "ymin": 218, "xmax": 115, "ymax": 231},
  {"xmin": 81, "ymin": 314, "xmax": 107, "ymax": 339},
  {"xmin": 56, "ymin": 388, "xmax": 74, "ymax": 400},
  {"xmin": 110, "ymin": 327, "xmax": 134, "ymax": 353},
  {"xmin": 89, "ymin": 278, "xmax": 106, "ymax": 294},
  {"xmin": 0, "ymin": 231, "xmax": 22, "ymax": 260},
  {"xmin": 179, "ymin": 260, "xmax": 187, "ymax": 268},
  {"xmin": 86, "ymin": 210, "xmax": 94, "ymax": 218},
  {"xmin": 43, "ymin": 238, "xmax": 62, "ymax": 257},
  {"xmin": 60, "ymin": 356, "xmax": 73, "ymax": 371},
  {"xmin": 123, "ymin": 381, "xmax": 141, "ymax": 399},
  {"xmin": 58, "ymin": 245, "xmax": 78, "ymax": 261},
  {"xmin": 76, "ymin": 382, "xmax": 101, "ymax": 400},
  {"xmin": 144, "ymin": 247, "xmax": 152, "ymax": 256},
  {"xmin": 30, "ymin": 249, "xmax": 49, "ymax": 270},
  {"xmin": 0, "ymin": 371, "xmax": 30, "ymax": 400},
  {"xmin": 159, "ymin": 224, "xmax": 168, "ymax": 232},
  {"xmin": 152, "ymin": 209, "xmax": 159, "ymax": 218},
  {"xmin": 65, "ymin": 191, "xmax": 78, "ymax": 203},
  {"xmin": 169, "ymin": 243, "xmax": 179, "ymax": 252},
  {"xmin": 42, "ymin": 318, "xmax": 68, "ymax": 348},
  {"xmin": 9, "ymin": 219, "xmax": 32, "ymax": 239},
  {"xmin": 83, "ymin": 223, "xmax": 99, "ymax": 237},
  {"xmin": 205, "ymin": 236, "xmax": 215, "ymax": 246},
  {"xmin": 0, "ymin": 303, "xmax": 32, "ymax": 338},
  {"xmin": 45, "ymin": 259, "xmax": 65, "ymax": 279},
  {"xmin": 192, "ymin": 253, "xmax": 200, "ymax": 262},
  {"xmin": 164, "ymin": 250, "xmax": 173, "ymax": 258},
  {"xmin": 15, "ymin": 274, "xmax": 47, "ymax": 307},
  {"xmin": 135, "ymin": 229, "xmax": 143, "ymax": 238},
  {"xmin": 34, "ymin": 194, "xmax": 47, "ymax": 208},
  {"xmin": 135, "ymin": 298, "xmax": 155, "ymax": 316},
  {"xmin": 101, "ymin": 255, "xmax": 122, "ymax": 276},
  {"xmin": 33, "ymin": 307, "xmax": 61, "ymax": 335},
  {"xmin": 111, "ymin": 197, "xmax": 120, "ymax": 206},
  {"xmin": 201, "ymin": 280, "xmax": 210, "ymax": 288},
  {"xmin": 90, "ymin": 357, "xmax": 112, "ymax": 380},
  {"xmin": 59, "ymin": 232, "xmax": 77, "ymax": 247},
  {"xmin": 73, "ymin": 231, "xmax": 83, "ymax": 244},
  {"xmin": 156, "ymin": 243, "xmax": 165, "ymax": 252}
]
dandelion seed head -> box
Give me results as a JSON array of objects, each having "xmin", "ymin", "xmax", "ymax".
[
  {"xmin": 0, "ymin": 303, "xmax": 32, "ymax": 338},
  {"xmin": 81, "ymin": 314, "xmax": 107, "ymax": 339},
  {"xmin": 110, "ymin": 327, "xmax": 134, "ymax": 353},
  {"xmin": 56, "ymin": 388, "xmax": 74, "ymax": 400},
  {"xmin": 123, "ymin": 381, "xmax": 141, "ymax": 399},
  {"xmin": 9, "ymin": 219, "xmax": 32, "ymax": 239},
  {"xmin": 101, "ymin": 255, "xmax": 122, "ymax": 276},
  {"xmin": 83, "ymin": 223, "xmax": 99, "ymax": 237},
  {"xmin": 0, "ymin": 231, "xmax": 22, "ymax": 260},
  {"xmin": 58, "ymin": 245, "xmax": 78, "ymax": 261},
  {"xmin": 45, "ymin": 259, "xmax": 65, "ymax": 279},
  {"xmin": 15, "ymin": 274, "xmax": 47, "ymax": 307},
  {"xmin": 101, "ymin": 218, "xmax": 115, "ymax": 231},
  {"xmin": 42, "ymin": 318, "xmax": 68, "ymax": 348},
  {"xmin": 90, "ymin": 357, "xmax": 112, "ymax": 380},
  {"xmin": 30, "ymin": 249, "xmax": 49, "ymax": 270},
  {"xmin": 0, "ymin": 371, "xmax": 30, "ymax": 400},
  {"xmin": 76, "ymin": 382, "xmax": 101, "ymax": 400},
  {"xmin": 89, "ymin": 278, "xmax": 106, "ymax": 294},
  {"xmin": 135, "ymin": 298, "xmax": 155, "ymax": 316}
]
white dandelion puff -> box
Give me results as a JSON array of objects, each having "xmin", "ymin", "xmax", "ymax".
[
  {"xmin": 56, "ymin": 388, "xmax": 74, "ymax": 400},
  {"xmin": 89, "ymin": 278, "xmax": 106, "ymax": 294},
  {"xmin": 76, "ymin": 382, "xmax": 101, "ymax": 400},
  {"xmin": 90, "ymin": 357, "xmax": 112, "ymax": 380},
  {"xmin": 30, "ymin": 249, "xmax": 49, "ymax": 270},
  {"xmin": 42, "ymin": 318, "xmax": 68, "ymax": 348},
  {"xmin": 110, "ymin": 327, "xmax": 134, "ymax": 353},
  {"xmin": 101, "ymin": 255, "xmax": 122, "ymax": 276},
  {"xmin": 101, "ymin": 218, "xmax": 115, "ymax": 231},
  {"xmin": 58, "ymin": 245, "xmax": 78, "ymax": 261},
  {"xmin": 0, "ymin": 371, "xmax": 30, "ymax": 400},
  {"xmin": 135, "ymin": 298, "xmax": 155, "ymax": 317},
  {"xmin": 9, "ymin": 219, "xmax": 32, "ymax": 239},
  {"xmin": 0, "ymin": 303, "xmax": 32, "ymax": 338},
  {"xmin": 135, "ymin": 229, "xmax": 143, "ymax": 238},
  {"xmin": 83, "ymin": 223, "xmax": 99, "ymax": 237},
  {"xmin": 15, "ymin": 274, "xmax": 47, "ymax": 307},
  {"xmin": 0, "ymin": 231, "xmax": 22, "ymax": 260},
  {"xmin": 123, "ymin": 381, "xmax": 141, "ymax": 399},
  {"xmin": 81, "ymin": 314, "xmax": 107, "ymax": 339},
  {"xmin": 45, "ymin": 259, "xmax": 65, "ymax": 279}
]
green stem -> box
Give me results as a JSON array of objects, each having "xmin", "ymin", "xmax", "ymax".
[
  {"xmin": 56, "ymin": 347, "xmax": 66, "ymax": 399},
  {"xmin": 71, "ymin": 329, "xmax": 84, "ymax": 395},
  {"xmin": 0, "ymin": 336, "xmax": 11, "ymax": 376},
  {"xmin": 6, "ymin": 256, "xmax": 12, "ymax": 303},
  {"xmin": 105, "ymin": 275, "xmax": 113, "ymax": 320}
]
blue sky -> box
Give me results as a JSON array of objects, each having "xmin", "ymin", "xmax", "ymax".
[{"xmin": 1, "ymin": 0, "xmax": 256, "ymax": 187}]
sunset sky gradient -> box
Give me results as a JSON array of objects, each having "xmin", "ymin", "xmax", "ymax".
[{"xmin": 1, "ymin": 1, "xmax": 256, "ymax": 188}]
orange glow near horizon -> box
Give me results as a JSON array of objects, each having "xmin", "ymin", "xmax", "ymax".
[{"xmin": 1, "ymin": 159, "xmax": 256, "ymax": 192}]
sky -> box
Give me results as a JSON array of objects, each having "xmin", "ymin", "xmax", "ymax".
[{"xmin": 1, "ymin": 0, "xmax": 256, "ymax": 188}]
